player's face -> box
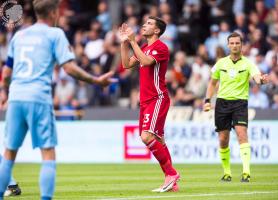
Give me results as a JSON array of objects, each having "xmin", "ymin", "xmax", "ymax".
[
  {"xmin": 228, "ymin": 36, "xmax": 242, "ymax": 54},
  {"xmin": 141, "ymin": 19, "xmax": 159, "ymax": 37}
]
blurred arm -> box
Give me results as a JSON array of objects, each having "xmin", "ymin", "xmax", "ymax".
[{"xmin": 120, "ymin": 41, "xmax": 138, "ymax": 69}]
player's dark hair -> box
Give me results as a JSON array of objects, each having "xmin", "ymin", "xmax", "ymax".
[
  {"xmin": 33, "ymin": 0, "xmax": 60, "ymax": 19},
  {"xmin": 148, "ymin": 16, "xmax": 166, "ymax": 37},
  {"xmin": 227, "ymin": 32, "xmax": 243, "ymax": 43}
]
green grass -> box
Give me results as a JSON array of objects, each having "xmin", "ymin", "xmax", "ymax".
[{"xmin": 12, "ymin": 164, "xmax": 278, "ymax": 200}]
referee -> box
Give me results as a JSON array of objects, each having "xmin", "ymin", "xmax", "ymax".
[{"xmin": 203, "ymin": 32, "xmax": 269, "ymax": 182}]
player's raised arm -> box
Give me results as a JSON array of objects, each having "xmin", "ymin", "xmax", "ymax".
[
  {"xmin": 62, "ymin": 61, "xmax": 117, "ymax": 87},
  {"xmin": 119, "ymin": 24, "xmax": 139, "ymax": 69},
  {"xmin": 125, "ymin": 24, "xmax": 155, "ymax": 66}
]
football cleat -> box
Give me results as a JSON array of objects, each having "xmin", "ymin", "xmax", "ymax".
[
  {"xmin": 241, "ymin": 173, "xmax": 250, "ymax": 182},
  {"xmin": 151, "ymin": 183, "xmax": 179, "ymax": 192},
  {"xmin": 220, "ymin": 174, "xmax": 232, "ymax": 182},
  {"xmin": 159, "ymin": 173, "xmax": 180, "ymax": 193},
  {"xmin": 4, "ymin": 184, "xmax": 22, "ymax": 197}
]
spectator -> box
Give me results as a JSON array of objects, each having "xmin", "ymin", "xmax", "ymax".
[
  {"xmin": 160, "ymin": 14, "xmax": 178, "ymax": 53},
  {"xmin": 84, "ymin": 23, "xmax": 104, "ymax": 63},
  {"xmin": 218, "ymin": 21, "xmax": 231, "ymax": 53},
  {"xmin": 249, "ymin": 84, "xmax": 269, "ymax": 109},
  {"xmin": 205, "ymin": 24, "xmax": 220, "ymax": 60},
  {"xmin": 191, "ymin": 55, "xmax": 211, "ymax": 82},
  {"xmin": 96, "ymin": 1, "xmax": 112, "ymax": 34}
]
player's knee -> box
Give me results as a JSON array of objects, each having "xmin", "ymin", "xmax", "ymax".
[
  {"xmin": 140, "ymin": 131, "xmax": 155, "ymax": 144},
  {"xmin": 219, "ymin": 137, "xmax": 229, "ymax": 148},
  {"xmin": 41, "ymin": 148, "xmax": 56, "ymax": 160}
]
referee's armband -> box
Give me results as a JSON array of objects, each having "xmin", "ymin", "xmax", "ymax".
[{"xmin": 5, "ymin": 57, "xmax": 14, "ymax": 69}]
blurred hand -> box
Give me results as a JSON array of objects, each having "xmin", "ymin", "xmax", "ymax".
[
  {"xmin": 95, "ymin": 71, "xmax": 118, "ymax": 87},
  {"xmin": 125, "ymin": 26, "xmax": 136, "ymax": 42},
  {"xmin": 261, "ymin": 74, "xmax": 270, "ymax": 84},
  {"xmin": 203, "ymin": 102, "xmax": 211, "ymax": 112},
  {"xmin": 0, "ymin": 89, "xmax": 8, "ymax": 110},
  {"xmin": 118, "ymin": 23, "xmax": 129, "ymax": 43}
]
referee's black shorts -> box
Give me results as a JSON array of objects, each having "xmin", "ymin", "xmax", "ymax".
[{"xmin": 215, "ymin": 98, "xmax": 248, "ymax": 132}]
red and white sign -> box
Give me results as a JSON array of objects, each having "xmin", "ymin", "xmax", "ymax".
[{"xmin": 124, "ymin": 125, "xmax": 151, "ymax": 160}]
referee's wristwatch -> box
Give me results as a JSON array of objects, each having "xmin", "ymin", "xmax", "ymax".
[{"xmin": 204, "ymin": 98, "xmax": 210, "ymax": 104}]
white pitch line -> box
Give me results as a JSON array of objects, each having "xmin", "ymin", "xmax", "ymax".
[{"xmin": 98, "ymin": 191, "xmax": 278, "ymax": 200}]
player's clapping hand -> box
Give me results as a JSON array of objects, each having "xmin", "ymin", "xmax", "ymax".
[
  {"xmin": 118, "ymin": 23, "xmax": 129, "ymax": 43},
  {"xmin": 125, "ymin": 25, "xmax": 136, "ymax": 42},
  {"xmin": 95, "ymin": 71, "xmax": 118, "ymax": 87}
]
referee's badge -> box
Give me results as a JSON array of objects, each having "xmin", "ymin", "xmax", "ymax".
[{"xmin": 229, "ymin": 69, "xmax": 237, "ymax": 78}]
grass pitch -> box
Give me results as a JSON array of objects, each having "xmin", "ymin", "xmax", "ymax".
[{"xmin": 12, "ymin": 164, "xmax": 278, "ymax": 200}]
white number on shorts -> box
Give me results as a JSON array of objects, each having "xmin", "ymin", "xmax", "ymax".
[{"xmin": 143, "ymin": 114, "xmax": 150, "ymax": 123}]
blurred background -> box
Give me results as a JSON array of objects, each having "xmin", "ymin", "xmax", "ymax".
[
  {"xmin": 0, "ymin": 0, "xmax": 277, "ymax": 164},
  {"xmin": 1, "ymin": 0, "xmax": 278, "ymax": 121}
]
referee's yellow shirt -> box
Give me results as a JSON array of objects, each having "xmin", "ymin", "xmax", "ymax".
[{"xmin": 211, "ymin": 56, "xmax": 260, "ymax": 100}]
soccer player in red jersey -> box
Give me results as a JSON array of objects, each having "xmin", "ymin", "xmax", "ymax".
[{"xmin": 119, "ymin": 16, "xmax": 180, "ymax": 192}]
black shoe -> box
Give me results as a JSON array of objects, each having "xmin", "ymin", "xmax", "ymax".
[
  {"xmin": 4, "ymin": 184, "xmax": 22, "ymax": 196},
  {"xmin": 241, "ymin": 173, "xmax": 251, "ymax": 182},
  {"xmin": 221, "ymin": 174, "xmax": 232, "ymax": 182}
]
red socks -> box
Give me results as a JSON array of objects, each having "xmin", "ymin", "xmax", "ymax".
[{"xmin": 147, "ymin": 139, "xmax": 176, "ymax": 176}]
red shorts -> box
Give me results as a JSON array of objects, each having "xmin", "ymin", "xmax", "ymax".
[{"xmin": 139, "ymin": 97, "xmax": 170, "ymax": 138}]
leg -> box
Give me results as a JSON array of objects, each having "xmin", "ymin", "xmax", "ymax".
[
  {"xmin": 141, "ymin": 131, "xmax": 175, "ymax": 176},
  {"xmin": 215, "ymin": 98, "xmax": 233, "ymax": 180},
  {"xmin": 0, "ymin": 153, "xmax": 21, "ymax": 197},
  {"xmin": 0, "ymin": 102, "xmax": 28, "ymax": 198},
  {"xmin": 0, "ymin": 154, "xmax": 16, "ymax": 186},
  {"xmin": 218, "ymin": 130, "xmax": 232, "ymax": 179},
  {"xmin": 0, "ymin": 149, "xmax": 17, "ymax": 198},
  {"xmin": 235, "ymin": 125, "xmax": 251, "ymax": 180},
  {"xmin": 140, "ymin": 98, "xmax": 179, "ymax": 192},
  {"xmin": 26, "ymin": 103, "xmax": 58, "ymax": 200},
  {"xmin": 232, "ymin": 100, "xmax": 250, "ymax": 181},
  {"xmin": 40, "ymin": 148, "xmax": 56, "ymax": 200}
]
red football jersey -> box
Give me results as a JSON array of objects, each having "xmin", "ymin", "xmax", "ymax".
[{"xmin": 136, "ymin": 40, "xmax": 170, "ymax": 103}]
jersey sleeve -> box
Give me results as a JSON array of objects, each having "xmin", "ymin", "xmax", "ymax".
[
  {"xmin": 54, "ymin": 29, "xmax": 75, "ymax": 66},
  {"xmin": 248, "ymin": 60, "xmax": 261, "ymax": 77},
  {"xmin": 5, "ymin": 36, "xmax": 15, "ymax": 68},
  {"xmin": 211, "ymin": 60, "xmax": 221, "ymax": 80},
  {"xmin": 149, "ymin": 45, "xmax": 169, "ymax": 63}
]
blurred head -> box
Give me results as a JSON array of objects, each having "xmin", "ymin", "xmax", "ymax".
[
  {"xmin": 220, "ymin": 21, "xmax": 230, "ymax": 32},
  {"xmin": 216, "ymin": 46, "xmax": 225, "ymax": 59},
  {"xmin": 141, "ymin": 16, "xmax": 166, "ymax": 37},
  {"xmin": 227, "ymin": 32, "xmax": 243, "ymax": 55},
  {"xmin": 33, "ymin": 0, "xmax": 60, "ymax": 26},
  {"xmin": 161, "ymin": 13, "xmax": 172, "ymax": 25},
  {"xmin": 210, "ymin": 24, "xmax": 219, "ymax": 33},
  {"xmin": 148, "ymin": 5, "xmax": 159, "ymax": 17},
  {"xmin": 159, "ymin": 2, "xmax": 171, "ymax": 15},
  {"xmin": 235, "ymin": 13, "xmax": 246, "ymax": 27},
  {"xmin": 98, "ymin": 1, "xmax": 108, "ymax": 14},
  {"xmin": 174, "ymin": 51, "xmax": 187, "ymax": 65},
  {"xmin": 251, "ymin": 84, "xmax": 260, "ymax": 94},
  {"xmin": 255, "ymin": 0, "xmax": 265, "ymax": 14},
  {"xmin": 273, "ymin": 94, "xmax": 278, "ymax": 104},
  {"xmin": 249, "ymin": 11, "xmax": 259, "ymax": 25}
]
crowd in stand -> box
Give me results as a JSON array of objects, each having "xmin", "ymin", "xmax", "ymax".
[{"xmin": 0, "ymin": 0, "xmax": 278, "ymax": 115}]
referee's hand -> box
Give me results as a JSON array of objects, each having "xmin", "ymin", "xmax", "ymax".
[{"xmin": 203, "ymin": 102, "xmax": 211, "ymax": 112}]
